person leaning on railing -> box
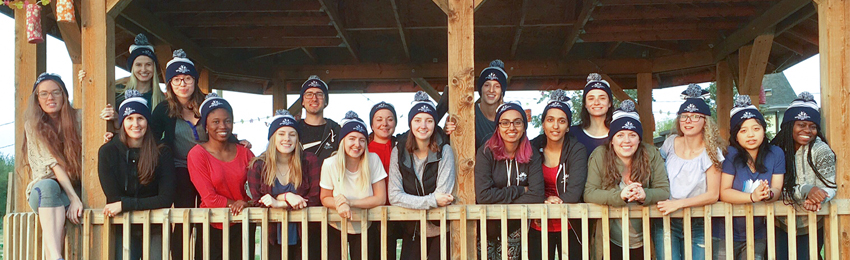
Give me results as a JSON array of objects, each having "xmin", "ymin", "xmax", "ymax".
[
  {"xmin": 770, "ymin": 92, "xmax": 836, "ymax": 260},
  {"xmin": 247, "ymin": 109, "xmax": 322, "ymax": 260},
  {"xmin": 97, "ymin": 90, "xmax": 175, "ymax": 260},
  {"xmin": 475, "ymin": 101, "xmax": 545, "ymax": 260},
  {"xmin": 584, "ymin": 100, "xmax": 670, "ymax": 260},
  {"xmin": 714, "ymin": 95, "xmax": 785, "ymax": 260},
  {"xmin": 187, "ymin": 93, "xmax": 256, "ymax": 260},
  {"xmin": 528, "ymin": 89, "xmax": 589, "ymax": 260},
  {"xmin": 320, "ymin": 111, "xmax": 387, "ymax": 260},
  {"xmin": 651, "ymin": 84, "xmax": 726, "ymax": 260},
  {"xmin": 387, "ymin": 91, "xmax": 456, "ymax": 259},
  {"xmin": 571, "ymin": 73, "xmax": 615, "ymax": 158},
  {"xmin": 367, "ymin": 100, "xmax": 404, "ymax": 260}
]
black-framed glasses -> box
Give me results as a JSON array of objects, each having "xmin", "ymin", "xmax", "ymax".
[
  {"xmin": 171, "ymin": 77, "xmax": 195, "ymax": 85},
  {"xmin": 303, "ymin": 92, "xmax": 325, "ymax": 99},
  {"xmin": 37, "ymin": 90, "xmax": 63, "ymax": 99},
  {"xmin": 679, "ymin": 114, "xmax": 705, "ymax": 122},
  {"xmin": 498, "ymin": 119, "xmax": 523, "ymax": 128}
]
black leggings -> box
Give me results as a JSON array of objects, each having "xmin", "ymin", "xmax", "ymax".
[
  {"xmin": 326, "ymin": 224, "xmax": 380, "ymax": 260},
  {"xmin": 267, "ymin": 222, "xmax": 323, "ymax": 260},
  {"xmin": 527, "ymin": 224, "xmax": 583, "ymax": 260},
  {"xmin": 398, "ymin": 230, "xmax": 451, "ymax": 260},
  {"xmin": 170, "ymin": 167, "xmax": 200, "ymax": 259},
  {"xmin": 195, "ymin": 223, "xmax": 256, "ymax": 260}
]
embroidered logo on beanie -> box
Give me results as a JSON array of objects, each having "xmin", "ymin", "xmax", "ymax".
[
  {"xmin": 684, "ymin": 104, "xmax": 698, "ymax": 113},
  {"xmin": 741, "ymin": 111, "xmax": 755, "ymax": 119},
  {"xmin": 623, "ymin": 121, "xmax": 636, "ymax": 130},
  {"xmin": 210, "ymin": 100, "xmax": 222, "ymax": 108},
  {"xmin": 123, "ymin": 107, "xmax": 136, "ymax": 117},
  {"xmin": 177, "ymin": 65, "xmax": 189, "ymax": 74},
  {"xmin": 486, "ymin": 72, "xmax": 498, "ymax": 81},
  {"xmin": 795, "ymin": 111, "xmax": 810, "ymax": 121}
]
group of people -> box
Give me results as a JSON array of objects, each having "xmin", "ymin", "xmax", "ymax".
[{"xmin": 21, "ymin": 33, "xmax": 835, "ymax": 260}]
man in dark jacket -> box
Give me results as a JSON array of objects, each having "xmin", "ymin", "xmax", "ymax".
[{"xmin": 296, "ymin": 75, "xmax": 341, "ymax": 162}]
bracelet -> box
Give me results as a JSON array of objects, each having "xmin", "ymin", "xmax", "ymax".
[
  {"xmin": 767, "ymin": 190, "xmax": 775, "ymax": 201},
  {"xmin": 283, "ymin": 193, "xmax": 293, "ymax": 208},
  {"xmin": 750, "ymin": 192, "xmax": 755, "ymax": 203}
]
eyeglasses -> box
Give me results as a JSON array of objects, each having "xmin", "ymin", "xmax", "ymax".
[
  {"xmin": 498, "ymin": 119, "xmax": 524, "ymax": 128},
  {"xmin": 37, "ymin": 90, "xmax": 63, "ymax": 99},
  {"xmin": 303, "ymin": 92, "xmax": 325, "ymax": 99},
  {"xmin": 679, "ymin": 114, "xmax": 706, "ymax": 122},
  {"xmin": 171, "ymin": 77, "xmax": 195, "ymax": 86}
]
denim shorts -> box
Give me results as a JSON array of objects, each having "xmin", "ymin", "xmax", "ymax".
[{"xmin": 28, "ymin": 179, "xmax": 71, "ymax": 212}]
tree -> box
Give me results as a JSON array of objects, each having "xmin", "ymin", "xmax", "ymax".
[{"xmin": 531, "ymin": 89, "xmax": 638, "ymax": 134}]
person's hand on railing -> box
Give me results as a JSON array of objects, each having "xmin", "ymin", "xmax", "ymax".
[
  {"xmin": 435, "ymin": 193, "xmax": 454, "ymax": 206},
  {"xmin": 336, "ymin": 202, "xmax": 352, "ymax": 219},
  {"xmin": 259, "ymin": 194, "xmax": 285, "ymax": 208},
  {"xmin": 544, "ymin": 196, "xmax": 563, "ymax": 204},
  {"xmin": 656, "ymin": 199, "xmax": 682, "ymax": 215},
  {"xmin": 803, "ymin": 199, "xmax": 822, "ymax": 212},
  {"xmin": 628, "ymin": 186, "xmax": 646, "ymax": 204},
  {"xmin": 334, "ymin": 194, "xmax": 349, "ymax": 209},
  {"xmin": 751, "ymin": 180, "xmax": 771, "ymax": 202},
  {"xmin": 806, "ymin": 186, "xmax": 828, "ymax": 204},
  {"xmin": 67, "ymin": 198, "xmax": 83, "ymax": 224},
  {"xmin": 281, "ymin": 193, "xmax": 308, "ymax": 210},
  {"xmin": 103, "ymin": 201, "xmax": 122, "ymax": 217},
  {"xmin": 228, "ymin": 200, "xmax": 250, "ymax": 215},
  {"xmin": 620, "ymin": 183, "xmax": 641, "ymax": 201}
]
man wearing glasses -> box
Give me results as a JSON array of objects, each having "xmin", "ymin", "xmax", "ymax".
[{"xmin": 297, "ymin": 75, "xmax": 341, "ymax": 162}]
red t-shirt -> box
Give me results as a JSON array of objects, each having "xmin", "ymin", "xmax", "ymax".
[
  {"xmin": 368, "ymin": 140, "xmax": 393, "ymax": 205},
  {"xmin": 531, "ymin": 164, "xmax": 563, "ymax": 232},
  {"xmin": 187, "ymin": 144, "xmax": 255, "ymax": 229}
]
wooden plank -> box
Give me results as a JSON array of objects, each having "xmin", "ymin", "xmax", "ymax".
[
  {"xmin": 3, "ymin": 215, "xmax": 9, "ymax": 259},
  {"xmin": 411, "ymin": 77, "xmax": 441, "ymax": 101},
  {"xmin": 622, "ymin": 206, "xmax": 630, "ymax": 260},
  {"xmin": 788, "ymin": 205, "xmax": 797, "ymax": 259},
  {"xmin": 711, "ymin": 0, "xmax": 810, "ymax": 61},
  {"xmin": 321, "ymin": 207, "xmax": 328, "ymax": 260},
  {"xmin": 441, "ymin": 207, "xmax": 448, "ymax": 260},
  {"xmin": 83, "ymin": 211, "xmax": 92, "ymax": 260},
  {"xmin": 380, "ymin": 207, "xmax": 388, "ymax": 260},
  {"xmin": 422, "ymin": 210, "xmax": 429, "ymax": 260},
  {"xmin": 501, "ymin": 206, "xmax": 508, "ymax": 260},
  {"xmin": 184, "ymin": 27, "xmax": 339, "ymax": 40},
  {"xmin": 242, "ymin": 208, "xmax": 251, "ymax": 260},
  {"xmin": 198, "ymin": 69, "xmax": 211, "ymax": 94},
  {"xmin": 389, "ymin": 0, "xmax": 411, "ymax": 60},
  {"xmin": 725, "ymin": 203, "xmax": 733, "ymax": 259},
  {"xmin": 594, "ymin": 6, "xmax": 757, "ymax": 21},
  {"xmin": 302, "ymin": 208, "xmax": 309, "ymax": 260},
  {"xmin": 642, "ymin": 207, "xmax": 651, "ymax": 260},
  {"xmin": 510, "ymin": 0, "xmax": 530, "ymax": 59},
  {"xmin": 716, "ymin": 61, "xmax": 734, "ymax": 141},
  {"xmin": 432, "ymin": 0, "xmax": 450, "ymax": 14},
  {"xmin": 683, "ymin": 208, "xmax": 692, "ymax": 260},
  {"xmin": 224, "ymin": 209, "xmax": 231, "ymax": 260},
  {"xmin": 102, "ymin": 215, "xmax": 113, "ymax": 260},
  {"xmin": 637, "ymin": 73, "xmax": 655, "ymax": 142},
  {"xmin": 704, "ymin": 205, "xmax": 712, "ymax": 260},
  {"xmin": 585, "ymin": 20, "xmax": 742, "ymax": 34},
  {"xmin": 361, "ymin": 209, "xmax": 368, "ymax": 260},
  {"xmin": 741, "ymin": 32, "xmax": 775, "ymax": 103},
  {"xmin": 601, "ymin": 0, "xmax": 775, "ymax": 4},
  {"xmin": 599, "ymin": 74, "xmax": 634, "ymax": 102},
  {"xmin": 261, "ymin": 209, "xmax": 269, "ymax": 260},
  {"xmin": 562, "ymin": 0, "xmax": 600, "ymax": 57},
  {"xmin": 766, "ymin": 203, "xmax": 776, "ymax": 260},
  {"xmin": 829, "ymin": 202, "xmax": 839, "ymax": 259},
  {"xmin": 162, "ymin": 210, "xmax": 171, "ymax": 260},
  {"xmin": 581, "ymin": 30, "xmax": 716, "ymax": 42},
  {"xmin": 808, "ymin": 210, "xmax": 818, "ymax": 260},
  {"xmin": 107, "ymin": 0, "xmax": 133, "ymax": 16},
  {"xmin": 151, "ymin": 1, "xmax": 324, "ymax": 13},
  {"xmin": 203, "ymin": 38, "xmax": 343, "ymax": 49},
  {"xmin": 315, "ymin": 0, "xmax": 360, "ymax": 62},
  {"xmin": 123, "ymin": 212, "xmax": 132, "ymax": 260},
  {"xmin": 745, "ymin": 204, "xmax": 754, "ymax": 260},
  {"xmin": 169, "ymin": 15, "xmax": 331, "ymax": 28},
  {"xmin": 521, "ymin": 206, "xmax": 528, "ymax": 260},
  {"xmin": 281, "ymin": 209, "xmax": 290, "ymax": 259},
  {"xmin": 663, "ymin": 214, "xmax": 672, "ymax": 260},
  {"xmin": 203, "ymin": 209, "xmax": 210, "ymax": 260},
  {"xmin": 602, "ymin": 206, "xmax": 611, "ymax": 260},
  {"xmin": 182, "ymin": 209, "xmax": 191, "ymax": 260},
  {"xmin": 480, "ymin": 207, "xmax": 487, "ymax": 260}
]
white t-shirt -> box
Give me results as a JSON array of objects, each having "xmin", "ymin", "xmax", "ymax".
[{"xmin": 320, "ymin": 152, "xmax": 387, "ymax": 234}]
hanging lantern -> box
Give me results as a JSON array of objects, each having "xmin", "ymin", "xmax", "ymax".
[
  {"xmin": 55, "ymin": 0, "xmax": 75, "ymax": 23},
  {"xmin": 26, "ymin": 2, "xmax": 44, "ymax": 44}
]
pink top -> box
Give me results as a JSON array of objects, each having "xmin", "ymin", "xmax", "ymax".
[{"xmin": 188, "ymin": 144, "xmax": 255, "ymax": 229}]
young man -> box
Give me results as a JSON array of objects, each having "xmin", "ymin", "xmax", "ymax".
[
  {"xmin": 297, "ymin": 75, "xmax": 341, "ymax": 161},
  {"xmin": 441, "ymin": 59, "xmax": 508, "ymax": 150}
]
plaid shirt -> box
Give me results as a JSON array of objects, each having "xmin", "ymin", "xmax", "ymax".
[{"xmin": 247, "ymin": 151, "xmax": 322, "ymax": 208}]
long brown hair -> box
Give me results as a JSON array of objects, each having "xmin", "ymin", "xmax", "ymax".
[
  {"xmin": 118, "ymin": 121, "xmax": 161, "ymax": 185},
  {"xmin": 164, "ymin": 81, "xmax": 205, "ymax": 119},
  {"xmin": 250, "ymin": 133, "xmax": 304, "ymax": 187},
  {"xmin": 405, "ymin": 131, "xmax": 440, "ymax": 156},
  {"xmin": 601, "ymin": 140, "xmax": 651, "ymax": 189},
  {"xmin": 22, "ymin": 80, "xmax": 82, "ymax": 183}
]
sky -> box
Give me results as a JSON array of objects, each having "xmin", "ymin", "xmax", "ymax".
[{"xmin": 0, "ymin": 14, "xmax": 822, "ymax": 157}]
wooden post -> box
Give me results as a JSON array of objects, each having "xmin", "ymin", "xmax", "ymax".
[
  {"xmin": 154, "ymin": 44, "xmax": 171, "ymax": 82},
  {"xmin": 198, "ymin": 69, "xmax": 211, "ymax": 94},
  {"xmin": 815, "ymin": 0, "xmax": 850, "ymax": 258},
  {"xmin": 272, "ymin": 76, "xmax": 288, "ymax": 114},
  {"xmin": 13, "ymin": 5, "xmax": 47, "ymax": 213},
  {"xmin": 716, "ymin": 61, "xmax": 734, "ymax": 141},
  {"xmin": 636, "ymin": 73, "xmax": 655, "ymax": 142}
]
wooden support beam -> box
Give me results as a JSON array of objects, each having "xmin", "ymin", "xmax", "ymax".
[
  {"xmin": 637, "ymin": 73, "xmax": 655, "ymax": 142},
  {"xmin": 301, "ymin": 47, "xmax": 318, "ymax": 63},
  {"xmin": 168, "ymin": 16, "xmax": 332, "ymax": 28},
  {"xmin": 600, "ymin": 74, "xmax": 634, "ymax": 102},
  {"xmin": 13, "ymin": 6, "xmax": 47, "ymax": 213},
  {"xmin": 605, "ymin": 42, "xmax": 622, "ymax": 57},
  {"xmin": 183, "ymin": 27, "xmax": 340, "ymax": 40},
  {"xmin": 651, "ymin": 50, "xmax": 715, "ymax": 73},
  {"xmin": 107, "ymin": 0, "xmax": 133, "ymax": 16},
  {"xmin": 53, "ymin": 1, "xmax": 82, "ymax": 63},
  {"xmin": 272, "ymin": 76, "xmax": 288, "ymax": 114},
  {"xmin": 741, "ymin": 32, "xmax": 774, "ymax": 104},
  {"xmin": 601, "ymin": 0, "xmax": 774, "ymax": 4},
  {"xmin": 585, "ymin": 20, "xmax": 742, "ymax": 34},
  {"xmin": 151, "ymin": 1, "xmax": 323, "ymax": 13},
  {"xmin": 389, "ymin": 0, "xmax": 411, "ymax": 60},
  {"xmin": 510, "ymin": 0, "xmax": 530, "ymax": 59},
  {"xmin": 562, "ymin": 0, "xmax": 600, "ymax": 57},
  {"xmin": 716, "ymin": 61, "xmax": 734, "ymax": 141},
  {"xmin": 581, "ymin": 30, "xmax": 716, "ymax": 42},
  {"xmin": 198, "ymin": 69, "xmax": 211, "ymax": 94},
  {"xmin": 711, "ymin": 0, "xmax": 810, "ymax": 61},
  {"xmin": 154, "ymin": 44, "xmax": 171, "ymax": 82},
  {"xmin": 738, "ymin": 45, "xmax": 752, "ymax": 93},
  {"xmin": 411, "ymin": 78, "xmax": 441, "ymax": 101},
  {"xmin": 316, "ymin": 0, "xmax": 360, "ymax": 62},
  {"xmin": 288, "ymin": 97, "xmax": 303, "ymax": 118},
  {"xmin": 815, "ymin": 0, "xmax": 850, "ymax": 257},
  {"xmin": 594, "ymin": 6, "xmax": 757, "ymax": 21},
  {"xmin": 203, "ymin": 38, "xmax": 343, "ymax": 49},
  {"xmin": 624, "ymin": 41, "xmax": 678, "ymax": 52}
]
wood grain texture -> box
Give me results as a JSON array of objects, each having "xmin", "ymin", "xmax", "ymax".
[
  {"xmin": 637, "ymin": 73, "xmax": 655, "ymax": 142},
  {"xmin": 716, "ymin": 61, "xmax": 734, "ymax": 141}
]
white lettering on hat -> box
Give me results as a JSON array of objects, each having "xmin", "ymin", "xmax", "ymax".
[
  {"xmin": 623, "ymin": 121, "xmax": 636, "ymax": 130},
  {"xmin": 176, "ymin": 65, "xmax": 190, "ymax": 74},
  {"xmin": 684, "ymin": 104, "xmax": 699, "ymax": 113},
  {"xmin": 795, "ymin": 111, "xmax": 811, "ymax": 121}
]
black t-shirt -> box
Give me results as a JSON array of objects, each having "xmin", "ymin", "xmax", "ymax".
[{"xmin": 299, "ymin": 121, "xmax": 327, "ymax": 147}]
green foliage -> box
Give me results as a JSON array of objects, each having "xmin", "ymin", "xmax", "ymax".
[
  {"xmin": 0, "ymin": 153, "xmax": 11, "ymax": 220},
  {"xmin": 530, "ymin": 90, "xmax": 583, "ymax": 134}
]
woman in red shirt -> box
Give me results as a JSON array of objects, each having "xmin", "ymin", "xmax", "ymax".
[{"xmin": 367, "ymin": 101, "xmax": 400, "ymax": 260}]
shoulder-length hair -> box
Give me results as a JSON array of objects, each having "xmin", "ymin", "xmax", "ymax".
[
  {"xmin": 333, "ymin": 137, "xmax": 372, "ymax": 191},
  {"xmin": 120, "ymin": 67, "xmax": 164, "ymax": 109},
  {"xmin": 22, "ymin": 80, "xmax": 82, "ymax": 183},
  {"xmin": 405, "ymin": 130, "xmax": 440, "ymax": 156},
  {"xmin": 485, "ymin": 129, "xmax": 533, "ymax": 163},
  {"xmin": 771, "ymin": 121, "xmax": 836, "ymax": 206},
  {"xmin": 164, "ymin": 80, "xmax": 205, "ymax": 119},
  {"xmin": 601, "ymin": 140, "xmax": 651, "ymax": 189},
  {"xmin": 250, "ymin": 133, "xmax": 304, "ymax": 187},
  {"xmin": 118, "ymin": 121, "xmax": 161, "ymax": 185},
  {"xmin": 729, "ymin": 118, "xmax": 770, "ymax": 173},
  {"xmin": 674, "ymin": 116, "xmax": 727, "ymax": 169},
  {"xmin": 579, "ymin": 93, "xmax": 614, "ymax": 130}
]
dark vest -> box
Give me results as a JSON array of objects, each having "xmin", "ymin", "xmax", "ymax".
[{"xmin": 395, "ymin": 132, "xmax": 445, "ymax": 235}]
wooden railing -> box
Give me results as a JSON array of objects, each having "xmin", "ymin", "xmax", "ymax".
[{"xmin": 4, "ymin": 200, "xmax": 850, "ymax": 260}]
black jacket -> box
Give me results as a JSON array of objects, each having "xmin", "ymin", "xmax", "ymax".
[
  {"xmin": 298, "ymin": 118, "xmax": 341, "ymax": 162},
  {"xmin": 475, "ymin": 143, "xmax": 544, "ymax": 236},
  {"xmin": 395, "ymin": 130, "xmax": 451, "ymax": 234},
  {"xmin": 530, "ymin": 134, "xmax": 589, "ymax": 203},
  {"xmin": 97, "ymin": 138, "xmax": 175, "ymax": 211},
  {"xmin": 151, "ymin": 101, "xmax": 238, "ymax": 157}
]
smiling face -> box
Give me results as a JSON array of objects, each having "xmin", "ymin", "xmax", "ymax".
[
  {"xmin": 792, "ymin": 120, "xmax": 818, "ymax": 149},
  {"xmin": 302, "ymin": 88, "xmax": 326, "ymax": 114},
  {"xmin": 123, "ymin": 114, "xmax": 148, "ymax": 140},
  {"xmin": 543, "ymin": 109, "xmax": 568, "ymax": 143},
  {"xmin": 678, "ymin": 112, "xmax": 706, "ymax": 137},
  {"xmin": 736, "ymin": 119, "xmax": 764, "ymax": 152},
  {"xmin": 36, "ymin": 80, "xmax": 65, "ymax": 116},
  {"xmin": 132, "ymin": 56, "xmax": 155, "ymax": 83},
  {"xmin": 481, "ymin": 80, "xmax": 502, "ymax": 105},
  {"xmin": 344, "ymin": 132, "xmax": 367, "ymax": 158},
  {"xmin": 371, "ymin": 109, "xmax": 396, "ymax": 141},
  {"xmin": 274, "ymin": 126, "xmax": 298, "ymax": 155},
  {"xmin": 170, "ymin": 75, "xmax": 195, "ymax": 100},
  {"xmin": 611, "ymin": 130, "xmax": 640, "ymax": 159},
  {"xmin": 584, "ymin": 89, "xmax": 611, "ymax": 117},
  {"xmin": 410, "ymin": 113, "xmax": 435, "ymax": 142},
  {"xmin": 498, "ymin": 110, "xmax": 525, "ymax": 144},
  {"xmin": 205, "ymin": 108, "xmax": 233, "ymax": 143}
]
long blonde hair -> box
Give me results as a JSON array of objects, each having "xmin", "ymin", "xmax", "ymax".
[
  {"xmin": 333, "ymin": 137, "xmax": 371, "ymax": 191},
  {"xmin": 250, "ymin": 133, "xmax": 304, "ymax": 187},
  {"xmin": 119, "ymin": 68, "xmax": 164, "ymax": 108},
  {"xmin": 673, "ymin": 116, "xmax": 726, "ymax": 169}
]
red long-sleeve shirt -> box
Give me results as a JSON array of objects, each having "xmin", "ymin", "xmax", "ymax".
[{"xmin": 187, "ymin": 144, "xmax": 255, "ymax": 229}]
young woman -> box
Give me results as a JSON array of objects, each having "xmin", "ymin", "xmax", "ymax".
[
  {"xmin": 388, "ymin": 91, "xmax": 456, "ymax": 259},
  {"xmin": 320, "ymin": 111, "xmax": 387, "ymax": 260},
  {"xmin": 584, "ymin": 100, "xmax": 670, "ymax": 260},
  {"xmin": 475, "ymin": 101, "xmax": 544, "ymax": 260},
  {"xmin": 367, "ymin": 101, "xmax": 403, "ymax": 259},
  {"xmin": 770, "ymin": 92, "xmax": 835, "ymax": 260},
  {"xmin": 570, "ymin": 73, "xmax": 614, "ymax": 157},
  {"xmin": 528, "ymin": 90, "xmax": 588, "ymax": 260},
  {"xmin": 652, "ymin": 84, "xmax": 725, "ymax": 260},
  {"xmin": 247, "ymin": 109, "xmax": 322, "ymax": 260},
  {"xmin": 713, "ymin": 95, "xmax": 785, "ymax": 260},
  {"xmin": 187, "ymin": 93, "xmax": 256, "ymax": 260},
  {"xmin": 98, "ymin": 90, "xmax": 175, "ymax": 260},
  {"xmin": 22, "ymin": 73, "xmax": 83, "ymax": 260}
]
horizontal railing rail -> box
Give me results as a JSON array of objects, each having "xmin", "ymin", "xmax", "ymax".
[{"xmin": 4, "ymin": 200, "xmax": 849, "ymax": 260}]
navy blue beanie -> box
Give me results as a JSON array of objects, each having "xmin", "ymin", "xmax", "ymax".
[
  {"xmin": 126, "ymin": 34, "xmax": 158, "ymax": 73},
  {"xmin": 340, "ymin": 111, "xmax": 368, "ymax": 138},
  {"xmin": 268, "ymin": 109, "xmax": 299, "ymax": 140},
  {"xmin": 678, "ymin": 83, "xmax": 711, "ymax": 116},
  {"xmin": 369, "ymin": 101, "xmax": 397, "ymax": 126},
  {"xmin": 495, "ymin": 101, "xmax": 528, "ymax": 129},
  {"xmin": 730, "ymin": 95, "xmax": 765, "ymax": 129},
  {"xmin": 199, "ymin": 92, "xmax": 233, "ymax": 129},
  {"xmin": 33, "ymin": 72, "xmax": 69, "ymax": 96},
  {"xmin": 583, "ymin": 73, "xmax": 613, "ymax": 103},
  {"xmin": 300, "ymin": 75, "xmax": 329, "ymax": 104},
  {"xmin": 542, "ymin": 89, "xmax": 573, "ymax": 124},
  {"xmin": 408, "ymin": 91, "xmax": 437, "ymax": 126},
  {"xmin": 118, "ymin": 89, "xmax": 151, "ymax": 126},
  {"xmin": 165, "ymin": 49, "xmax": 198, "ymax": 85},
  {"xmin": 477, "ymin": 60, "xmax": 508, "ymax": 97},
  {"xmin": 609, "ymin": 100, "xmax": 643, "ymax": 139},
  {"xmin": 782, "ymin": 91, "xmax": 820, "ymax": 126}
]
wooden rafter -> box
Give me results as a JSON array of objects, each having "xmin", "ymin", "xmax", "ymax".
[
  {"xmin": 246, "ymin": 48, "xmax": 301, "ymax": 60},
  {"xmin": 316, "ymin": 0, "xmax": 360, "ymax": 62},
  {"xmin": 169, "ymin": 16, "xmax": 331, "ymax": 28},
  {"xmin": 605, "ymin": 42, "xmax": 622, "ymax": 57},
  {"xmin": 624, "ymin": 41, "xmax": 677, "ymax": 51},
  {"xmin": 107, "ymin": 0, "xmax": 132, "ymax": 16},
  {"xmin": 509, "ymin": 0, "xmax": 529, "ymax": 59},
  {"xmin": 411, "ymin": 77, "xmax": 441, "ymax": 100},
  {"xmin": 346, "ymin": 23, "xmax": 575, "ymax": 31},
  {"xmin": 203, "ymin": 38, "xmax": 343, "ymax": 49},
  {"xmin": 601, "ymin": 0, "xmax": 774, "ymax": 5},
  {"xmin": 183, "ymin": 27, "xmax": 339, "ymax": 39},
  {"xmin": 151, "ymin": 1, "xmax": 323, "ymax": 13},
  {"xmin": 582, "ymin": 30, "xmax": 716, "ymax": 42},
  {"xmin": 585, "ymin": 20, "xmax": 742, "ymax": 34},
  {"xmin": 593, "ymin": 6, "xmax": 757, "ymax": 21},
  {"xmin": 711, "ymin": 0, "xmax": 810, "ymax": 61},
  {"xmin": 302, "ymin": 47, "xmax": 319, "ymax": 63},
  {"xmin": 389, "ymin": 0, "xmax": 411, "ymax": 60},
  {"xmin": 562, "ymin": 0, "xmax": 600, "ymax": 57}
]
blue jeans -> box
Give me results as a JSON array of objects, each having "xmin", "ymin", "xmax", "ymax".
[
  {"xmin": 775, "ymin": 225, "xmax": 824, "ymax": 260},
  {"xmin": 651, "ymin": 218, "xmax": 706, "ymax": 260}
]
